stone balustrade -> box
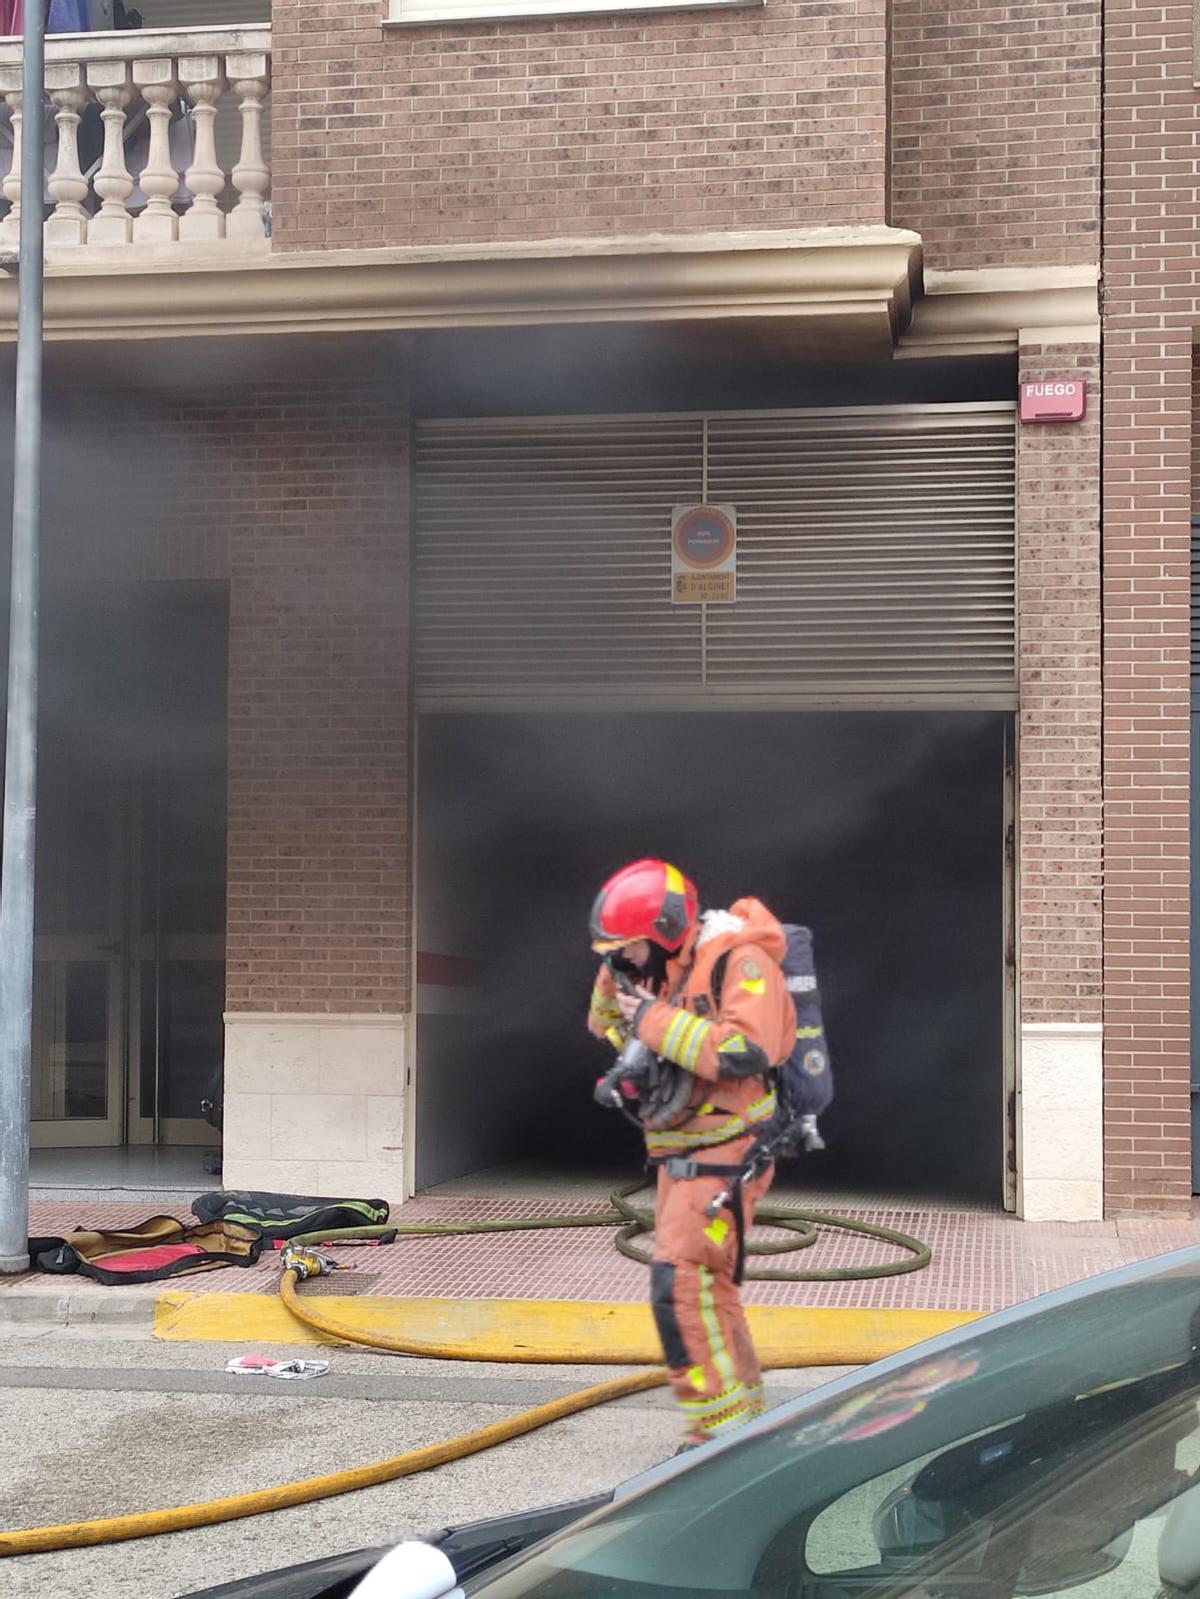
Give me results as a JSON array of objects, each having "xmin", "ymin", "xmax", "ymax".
[{"xmin": 0, "ymin": 24, "xmax": 269, "ymax": 249}]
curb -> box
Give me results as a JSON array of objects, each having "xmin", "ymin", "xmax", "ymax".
[
  {"xmin": 0, "ymin": 1283, "xmax": 983, "ymax": 1363},
  {"xmin": 0, "ymin": 1286, "xmax": 159, "ymax": 1330},
  {"xmin": 155, "ymin": 1292, "xmax": 982, "ymax": 1361}
]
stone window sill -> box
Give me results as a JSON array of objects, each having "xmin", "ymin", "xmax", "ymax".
[{"xmin": 386, "ymin": 0, "xmax": 760, "ymax": 24}]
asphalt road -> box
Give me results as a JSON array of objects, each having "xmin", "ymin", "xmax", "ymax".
[{"xmin": 0, "ymin": 1325, "xmax": 851, "ymax": 1599}]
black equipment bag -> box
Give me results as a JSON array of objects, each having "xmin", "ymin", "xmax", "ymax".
[{"xmin": 192, "ymin": 1189, "xmax": 390, "ymax": 1241}]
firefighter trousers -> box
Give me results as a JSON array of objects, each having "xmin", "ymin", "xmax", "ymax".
[{"xmin": 649, "ymin": 1142, "xmax": 773, "ymax": 1443}]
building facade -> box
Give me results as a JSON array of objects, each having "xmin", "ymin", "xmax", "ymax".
[{"xmin": 3, "ymin": 0, "xmax": 1179, "ymax": 1218}]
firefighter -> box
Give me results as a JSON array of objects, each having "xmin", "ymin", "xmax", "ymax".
[{"xmin": 587, "ymin": 859, "xmax": 796, "ymax": 1446}]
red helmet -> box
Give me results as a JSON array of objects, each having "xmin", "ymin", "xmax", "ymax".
[{"xmin": 590, "ymin": 859, "xmax": 699, "ymax": 954}]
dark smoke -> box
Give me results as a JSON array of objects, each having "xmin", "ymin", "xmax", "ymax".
[
  {"xmin": 417, "ymin": 710, "xmax": 1006, "ymax": 1202},
  {"xmin": 0, "ymin": 395, "xmax": 229, "ymax": 1124}
]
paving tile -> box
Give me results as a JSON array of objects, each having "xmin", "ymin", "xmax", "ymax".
[{"xmin": 10, "ymin": 1177, "xmax": 1200, "ymax": 1315}]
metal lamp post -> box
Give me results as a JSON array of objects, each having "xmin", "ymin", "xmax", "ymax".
[{"xmin": 0, "ymin": 0, "xmax": 45, "ymax": 1273}]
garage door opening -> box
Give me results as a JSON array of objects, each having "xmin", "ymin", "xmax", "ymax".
[{"xmin": 415, "ymin": 710, "xmax": 1009, "ymax": 1207}]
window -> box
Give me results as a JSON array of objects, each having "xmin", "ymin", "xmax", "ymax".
[{"xmin": 804, "ymin": 1400, "xmax": 1200, "ymax": 1598}]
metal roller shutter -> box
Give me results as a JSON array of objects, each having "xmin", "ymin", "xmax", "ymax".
[{"xmin": 413, "ymin": 402, "xmax": 1016, "ymax": 711}]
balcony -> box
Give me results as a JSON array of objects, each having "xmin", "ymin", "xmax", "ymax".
[
  {"xmin": 0, "ymin": 17, "xmax": 925, "ymax": 356},
  {"xmin": 0, "ymin": 23, "xmax": 270, "ymax": 252}
]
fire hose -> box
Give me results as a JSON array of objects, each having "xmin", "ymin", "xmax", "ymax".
[
  {"xmin": 0, "ymin": 1188, "xmax": 931, "ymax": 1558},
  {"xmin": 336, "ymin": 1178, "xmax": 932, "ymax": 1283}
]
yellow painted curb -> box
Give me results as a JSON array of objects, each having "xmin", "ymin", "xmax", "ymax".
[{"xmin": 155, "ymin": 1290, "xmax": 980, "ymax": 1364}]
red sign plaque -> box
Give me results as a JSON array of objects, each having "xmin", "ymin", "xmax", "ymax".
[{"xmin": 1019, "ymin": 380, "xmax": 1086, "ymax": 422}]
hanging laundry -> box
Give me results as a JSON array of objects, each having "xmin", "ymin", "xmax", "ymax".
[
  {"xmin": 48, "ymin": 0, "xmax": 92, "ymax": 29},
  {"xmin": 3, "ymin": 0, "xmax": 106, "ymax": 37}
]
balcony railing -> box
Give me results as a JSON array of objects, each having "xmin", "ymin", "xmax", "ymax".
[{"xmin": 0, "ymin": 24, "xmax": 270, "ymax": 250}]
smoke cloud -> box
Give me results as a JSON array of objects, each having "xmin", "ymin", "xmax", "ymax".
[{"xmin": 417, "ymin": 709, "xmax": 1006, "ymax": 1201}]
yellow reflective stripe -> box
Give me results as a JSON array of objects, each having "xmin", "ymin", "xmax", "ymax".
[
  {"xmin": 679, "ymin": 1380, "xmax": 747, "ymax": 1416},
  {"xmin": 645, "ymin": 1119, "xmax": 745, "ymax": 1149},
  {"xmin": 699, "ymin": 1395, "xmax": 762, "ymax": 1435},
  {"xmin": 671, "ymin": 1014, "xmax": 700, "ymax": 1063},
  {"xmin": 717, "ymin": 1033, "xmax": 749, "ymax": 1056},
  {"xmin": 681, "ymin": 1017, "xmax": 711, "ymax": 1070},
  {"xmin": 662, "ymin": 1010, "xmax": 690, "ymax": 1059},
  {"xmin": 660, "ymin": 1011, "xmax": 710, "ymax": 1070},
  {"xmin": 697, "ymin": 1266, "xmax": 736, "ymax": 1388},
  {"xmin": 739, "ymin": 977, "xmax": 766, "ymax": 995},
  {"xmin": 796, "ymin": 1025, "xmax": 822, "ymax": 1039},
  {"xmin": 590, "ymin": 988, "xmax": 622, "ymax": 1023},
  {"xmin": 704, "ymin": 1216, "xmax": 729, "ymax": 1245},
  {"xmin": 644, "ymin": 1091, "xmax": 777, "ymax": 1151},
  {"xmin": 686, "ymin": 1364, "xmax": 707, "ymax": 1393}
]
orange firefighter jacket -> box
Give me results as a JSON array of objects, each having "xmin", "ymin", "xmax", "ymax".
[{"xmin": 588, "ymin": 897, "xmax": 797, "ymax": 1158}]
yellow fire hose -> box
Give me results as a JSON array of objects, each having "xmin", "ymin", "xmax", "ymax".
[
  {"xmin": 0, "ymin": 1192, "xmax": 934, "ymax": 1559},
  {"xmin": 0, "ymin": 1361, "xmax": 668, "ymax": 1558}
]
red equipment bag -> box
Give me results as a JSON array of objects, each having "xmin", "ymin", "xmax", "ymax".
[{"xmin": 30, "ymin": 1215, "xmax": 263, "ymax": 1283}]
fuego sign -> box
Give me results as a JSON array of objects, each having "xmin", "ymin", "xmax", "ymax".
[
  {"xmin": 671, "ymin": 503, "xmax": 737, "ymax": 604},
  {"xmin": 1019, "ymin": 380, "xmax": 1086, "ymax": 422}
]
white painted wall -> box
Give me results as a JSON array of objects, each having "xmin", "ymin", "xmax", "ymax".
[
  {"xmin": 1018, "ymin": 1022, "xmax": 1103, "ymax": 1220},
  {"xmin": 222, "ymin": 1013, "xmax": 409, "ymax": 1202}
]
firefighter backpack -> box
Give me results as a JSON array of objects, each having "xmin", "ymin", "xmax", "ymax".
[
  {"xmin": 777, "ymin": 924, "xmax": 834, "ymax": 1126},
  {"xmin": 713, "ymin": 922, "xmax": 833, "ymax": 1151}
]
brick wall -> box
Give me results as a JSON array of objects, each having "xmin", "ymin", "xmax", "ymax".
[
  {"xmin": 224, "ymin": 381, "xmax": 412, "ymax": 1015},
  {"xmin": 1101, "ymin": 0, "xmax": 1195, "ymax": 1215},
  {"xmin": 270, "ymin": 0, "xmax": 887, "ymax": 250},
  {"xmin": 1017, "ymin": 343, "xmax": 1102, "ymax": 1024},
  {"xmin": 889, "ymin": 0, "xmax": 1101, "ymax": 271}
]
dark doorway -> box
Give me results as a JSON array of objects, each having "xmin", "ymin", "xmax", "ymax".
[{"xmin": 415, "ymin": 711, "xmax": 1007, "ymax": 1204}]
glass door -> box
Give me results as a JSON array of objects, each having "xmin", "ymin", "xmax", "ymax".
[
  {"xmin": 29, "ymin": 937, "xmax": 124, "ymax": 1147},
  {"xmin": 127, "ymin": 755, "xmax": 226, "ymax": 1147},
  {"xmin": 29, "ymin": 761, "xmax": 126, "ymax": 1148},
  {"xmin": 22, "ymin": 580, "xmax": 228, "ymax": 1152}
]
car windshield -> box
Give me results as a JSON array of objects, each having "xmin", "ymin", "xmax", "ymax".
[{"xmin": 464, "ymin": 1251, "xmax": 1200, "ymax": 1599}]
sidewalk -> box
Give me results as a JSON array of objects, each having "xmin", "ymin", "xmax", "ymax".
[{"xmin": 5, "ymin": 1169, "xmax": 1200, "ymax": 1332}]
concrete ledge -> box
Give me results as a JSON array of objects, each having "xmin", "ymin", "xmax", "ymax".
[
  {"xmin": 0, "ymin": 227, "xmax": 923, "ymax": 352},
  {"xmin": 898, "ymin": 264, "xmax": 1099, "ymax": 359}
]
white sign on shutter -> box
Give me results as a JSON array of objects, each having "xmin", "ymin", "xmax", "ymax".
[{"xmin": 671, "ymin": 504, "xmax": 737, "ymax": 605}]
